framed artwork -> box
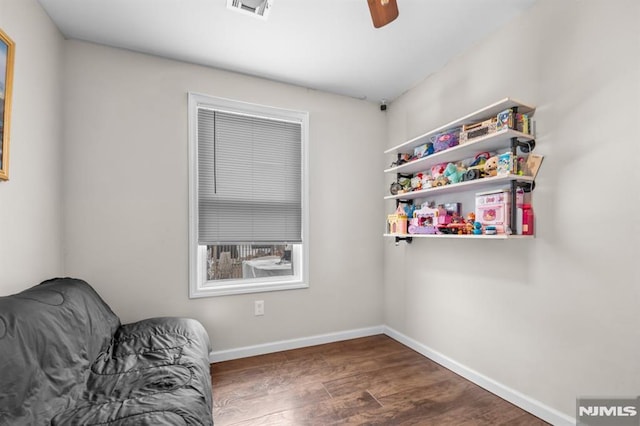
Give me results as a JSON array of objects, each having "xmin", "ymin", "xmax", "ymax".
[{"xmin": 0, "ymin": 28, "xmax": 15, "ymax": 181}]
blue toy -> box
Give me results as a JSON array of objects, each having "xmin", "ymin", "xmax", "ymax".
[
  {"xmin": 443, "ymin": 163, "xmax": 465, "ymax": 184},
  {"xmin": 402, "ymin": 203, "xmax": 415, "ymax": 218},
  {"xmin": 473, "ymin": 221, "xmax": 482, "ymax": 235}
]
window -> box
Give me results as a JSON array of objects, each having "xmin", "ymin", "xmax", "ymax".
[{"xmin": 188, "ymin": 93, "xmax": 309, "ymax": 297}]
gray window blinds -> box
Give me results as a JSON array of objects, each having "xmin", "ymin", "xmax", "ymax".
[{"xmin": 197, "ymin": 108, "xmax": 302, "ymax": 244}]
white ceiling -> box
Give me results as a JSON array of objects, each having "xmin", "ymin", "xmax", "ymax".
[{"xmin": 37, "ymin": 0, "xmax": 537, "ymax": 103}]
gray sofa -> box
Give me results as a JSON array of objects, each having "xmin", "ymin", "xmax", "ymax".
[{"xmin": 0, "ymin": 278, "xmax": 214, "ymax": 425}]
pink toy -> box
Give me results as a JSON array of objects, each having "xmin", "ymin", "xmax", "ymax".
[
  {"xmin": 522, "ymin": 204, "xmax": 534, "ymax": 235},
  {"xmin": 408, "ymin": 204, "xmax": 439, "ymax": 234},
  {"xmin": 436, "ymin": 205, "xmax": 453, "ymax": 226},
  {"xmin": 430, "ymin": 163, "xmax": 447, "ymax": 178},
  {"xmin": 475, "ymin": 189, "xmax": 521, "ymax": 234},
  {"xmin": 387, "ymin": 204, "xmax": 408, "ymax": 234}
]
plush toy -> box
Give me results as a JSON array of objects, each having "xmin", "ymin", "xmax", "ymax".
[
  {"xmin": 484, "ymin": 156, "xmax": 499, "ymax": 177},
  {"xmin": 410, "ymin": 174, "xmax": 423, "ymax": 191},
  {"xmin": 420, "ymin": 173, "xmax": 433, "ymax": 189},
  {"xmin": 443, "ymin": 163, "xmax": 465, "ymax": 184},
  {"xmin": 398, "ymin": 176, "xmax": 412, "ymax": 193},
  {"xmin": 431, "ymin": 163, "xmax": 446, "ymax": 178}
]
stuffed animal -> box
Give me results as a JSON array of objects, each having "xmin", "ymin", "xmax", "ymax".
[
  {"xmin": 443, "ymin": 163, "xmax": 465, "ymax": 184},
  {"xmin": 484, "ymin": 156, "xmax": 499, "ymax": 177}
]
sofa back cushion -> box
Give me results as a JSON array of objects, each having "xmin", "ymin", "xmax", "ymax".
[{"xmin": 0, "ymin": 278, "xmax": 121, "ymax": 425}]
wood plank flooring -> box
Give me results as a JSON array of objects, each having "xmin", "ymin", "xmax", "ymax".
[{"xmin": 210, "ymin": 335, "xmax": 549, "ymax": 425}]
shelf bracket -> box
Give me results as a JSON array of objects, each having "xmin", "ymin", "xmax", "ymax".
[
  {"xmin": 517, "ymin": 180, "xmax": 535, "ymax": 193},
  {"xmin": 395, "ymin": 236, "xmax": 413, "ymax": 245},
  {"xmin": 510, "ymin": 137, "xmax": 536, "ymax": 153},
  {"xmin": 510, "ymin": 180, "xmax": 518, "ymax": 234},
  {"xmin": 510, "ymin": 179, "xmax": 536, "ymax": 234}
]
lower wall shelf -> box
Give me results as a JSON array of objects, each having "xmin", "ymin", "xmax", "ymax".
[{"xmin": 384, "ymin": 233, "xmax": 534, "ymax": 240}]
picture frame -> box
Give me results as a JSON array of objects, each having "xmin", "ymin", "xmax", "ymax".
[{"xmin": 0, "ymin": 28, "xmax": 15, "ymax": 181}]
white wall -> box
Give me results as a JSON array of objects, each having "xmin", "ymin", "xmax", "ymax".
[
  {"xmin": 0, "ymin": 0, "xmax": 64, "ymax": 295},
  {"xmin": 62, "ymin": 41, "xmax": 386, "ymax": 351},
  {"xmin": 384, "ymin": 0, "xmax": 640, "ymax": 419},
  {"xmin": 5, "ymin": 0, "xmax": 638, "ymax": 420}
]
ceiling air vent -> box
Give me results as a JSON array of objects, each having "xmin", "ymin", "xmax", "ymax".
[{"xmin": 227, "ymin": 0, "xmax": 273, "ymax": 19}]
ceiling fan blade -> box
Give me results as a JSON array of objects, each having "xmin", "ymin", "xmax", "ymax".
[{"xmin": 367, "ymin": 0, "xmax": 399, "ymax": 28}]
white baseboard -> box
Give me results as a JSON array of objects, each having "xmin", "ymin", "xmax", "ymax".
[
  {"xmin": 383, "ymin": 326, "xmax": 575, "ymax": 426},
  {"xmin": 209, "ymin": 325, "xmax": 575, "ymax": 425},
  {"xmin": 209, "ymin": 325, "xmax": 385, "ymax": 363}
]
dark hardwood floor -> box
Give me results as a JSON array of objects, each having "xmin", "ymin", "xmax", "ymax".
[{"xmin": 210, "ymin": 334, "xmax": 549, "ymax": 425}]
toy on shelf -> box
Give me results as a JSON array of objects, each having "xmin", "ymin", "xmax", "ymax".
[
  {"xmin": 389, "ymin": 176, "xmax": 412, "ymax": 195},
  {"xmin": 432, "ymin": 175, "xmax": 449, "ymax": 187},
  {"xmin": 410, "ymin": 173, "xmax": 426, "ymax": 191},
  {"xmin": 436, "ymin": 203, "xmax": 465, "ymax": 234},
  {"xmin": 389, "ymin": 153, "xmax": 412, "ymax": 168},
  {"xmin": 461, "ymin": 151, "xmax": 491, "ymax": 181},
  {"xmin": 475, "ymin": 189, "xmax": 522, "ymax": 234},
  {"xmin": 420, "ymin": 172, "xmax": 434, "ymax": 189},
  {"xmin": 413, "ymin": 143, "xmax": 434, "ymax": 159},
  {"xmin": 429, "ymin": 163, "xmax": 448, "ymax": 187},
  {"xmin": 522, "ymin": 204, "xmax": 534, "ymax": 235},
  {"xmin": 408, "ymin": 203, "xmax": 439, "ymax": 234},
  {"xmin": 431, "ymin": 163, "xmax": 446, "ymax": 178},
  {"xmin": 483, "ymin": 155, "xmax": 499, "ymax": 177},
  {"xmin": 460, "ymin": 117, "xmax": 497, "ymax": 144},
  {"xmin": 497, "ymin": 108, "xmax": 531, "ymax": 134},
  {"xmin": 497, "ymin": 152, "xmax": 514, "ymax": 176},
  {"xmin": 516, "ymin": 156, "xmax": 526, "ymax": 175},
  {"xmin": 465, "ymin": 212, "xmax": 476, "ymax": 234},
  {"xmin": 402, "ymin": 202, "xmax": 415, "ymax": 219},
  {"xmin": 431, "ymin": 128, "xmax": 461, "ymax": 153},
  {"xmin": 389, "ymin": 181, "xmax": 402, "ymax": 195},
  {"xmin": 387, "ymin": 204, "xmax": 408, "ymax": 234},
  {"xmin": 484, "ymin": 226, "xmax": 498, "ymax": 235},
  {"xmin": 472, "ymin": 221, "xmax": 483, "ymax": 235},
  {"xmin": 438, "ymin": 212, "xmax": 466, "ymax": 234},
  {"xmin": 443, "ymin": 163, "xmax": 465, "ymax": 184}
]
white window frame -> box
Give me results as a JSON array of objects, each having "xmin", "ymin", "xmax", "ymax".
[{"xmin": 188, "ymin": 92, "xmax": 309, "ymax": 298}]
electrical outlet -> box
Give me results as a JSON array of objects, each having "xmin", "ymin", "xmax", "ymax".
[{"xmin": 254, "ymin": 300, "xmax": 264, "ymax": 316}]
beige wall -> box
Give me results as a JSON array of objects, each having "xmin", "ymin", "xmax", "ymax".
[
  {"xmin": 384, "ymin": 0, "xmax": 640, "ymax": 419},
  {"xmin": 62, "ymin": 41, "xmax": 386, "ymax": 351},
  {"xmin": 0, "ymin": 0, "xmax": 64, "ymax": 294}
]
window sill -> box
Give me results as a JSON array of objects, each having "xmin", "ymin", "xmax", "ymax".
[{"xmin": 189, "ymin": 278, "xmax": 309, "ymax": 298}]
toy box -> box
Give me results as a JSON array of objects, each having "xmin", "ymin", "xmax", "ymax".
[
  {"xmin": 475, "ymin": 189, "xmax": 525, "ymax": 234},
  {"xmin": 408, "ymin": 203, "xmax": 439, "ymax": 234},
  {"xmin": 496, "ymin": 108, "xmax": 531, "ymax": 134},
  {"xmin": 497, "ymin": 152, "xmax": 514, "ymax": 176},
  {"xmin": 413, "ymin": 142, "xmax": 434, "ymax": 159},
  {"xmin": 475, "ymin": 190, "xmax": 512, "ymax": 234},
  {"xmin": 459, "ymin": 117, "xmax": 497, "ymax": 144},
  {"xmin": 442, "ymin": 202, "xmax": 461, "ymax": 215},
  {"xmin": 430, "ymin": 128, "xmax": 460, "ymax": 153}
]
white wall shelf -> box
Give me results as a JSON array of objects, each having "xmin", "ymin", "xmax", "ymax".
[
  {"xmin": 384, "ymin": 98, "xmax": 539, "ymax": 243},
  {"xmin": 384, "ymin": 233, "xmax": 534, "ymax": 240},
  {"xmin": 384, "ymin": 97, "xmax": 535, "ymax": 155},
  {"xmin": 385, "ymin": 174, "xmax": 535, "ymax": 201},
  {"xmin": 384, "ymin": 129, "xmax": 534, "ymax": 176}
]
